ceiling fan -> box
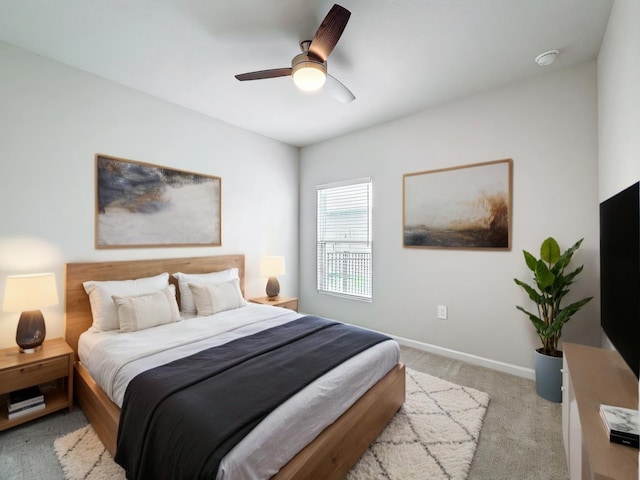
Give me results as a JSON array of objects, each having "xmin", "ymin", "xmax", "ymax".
[{"xmin": 234, "ymin": 4, "xmax": 355, "ymax": 103}]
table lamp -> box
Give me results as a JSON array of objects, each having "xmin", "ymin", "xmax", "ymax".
[
  {"xmin": 260, "ymin": 256, "xmax": 285, "ymax": 299},
  {"xmin": 3, "ymin": 273, "xmax": 58, "ymax": 353}
]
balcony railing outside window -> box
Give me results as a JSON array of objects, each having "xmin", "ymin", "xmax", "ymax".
[{"xmin": 317, "ymin": 245, "xmax": 371, "ymax": 299}]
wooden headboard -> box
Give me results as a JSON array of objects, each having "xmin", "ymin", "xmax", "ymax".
[{"xmin": 65, "ymin": 255, "xmax": 245, "ymax": 360}]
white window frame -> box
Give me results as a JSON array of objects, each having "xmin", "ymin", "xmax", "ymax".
[{"xmin": 316, "ymin": 177, "xmax": 372, "ymax": 301}]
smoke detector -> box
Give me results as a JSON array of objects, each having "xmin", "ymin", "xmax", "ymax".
[{"xmin": 535, "ymin": 49, "xmax": 559, "ymax": 66}]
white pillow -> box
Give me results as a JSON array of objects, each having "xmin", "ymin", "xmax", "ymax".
[
  {"xmin": 188, "ymin": 278, "xmax": 247, "ymax": 316},
  {"xmin": 83, "ymin": 273, "xmax": 169, "ymax": 331},
  {"xmin": 113, "ymin": 285, "xmax": 180, "ymax": 333},
  {"xmin": 172, "ymin": 268, "xmax": 240, "ymax": 315}
]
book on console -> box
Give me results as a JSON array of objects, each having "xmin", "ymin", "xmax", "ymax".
[
  {"xmin": 609, "ymin": 432, "xmax": 639, "ymax": 448},
  {"xmin": 7, "ymin": 386, "xmax": 44, "ymax": 411},
  {"xmin": 599, "ymin": 404, "xmax": 639, "ymax": 448}
]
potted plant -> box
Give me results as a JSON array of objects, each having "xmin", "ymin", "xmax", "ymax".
[{"xmin": 514, "ymin": 237, "xmax": 593, "ymax": 402}]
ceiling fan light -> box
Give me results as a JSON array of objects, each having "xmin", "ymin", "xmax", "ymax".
[{"xmin": 292, "ymin": 62, "xmax": 326, "ymax": 92}]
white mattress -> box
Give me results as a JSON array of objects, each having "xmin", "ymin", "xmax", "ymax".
[{"xmin": 78, "ymin": 303, "xmax": 400, "ymax": 480}]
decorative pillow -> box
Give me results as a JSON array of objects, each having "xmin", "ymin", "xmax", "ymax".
[
  {"xmin": 113, "ymin": 285, "xmax": 180, "ymax": 333},
  {"xmin": 188, "ymin": 278, "xmax": 247, "ymax": 316},
  {"xmin": 172, "ymin": 268, "xmax": 240, "ymax": 315},
  {"xmin": 83, "ymin": 273, "xmax": 169, "ymax": 331}
]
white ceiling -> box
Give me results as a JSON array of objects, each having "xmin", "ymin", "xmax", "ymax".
[{"xmin": 0, "ymin": 0, "xmax": 613, "ymax": 147}]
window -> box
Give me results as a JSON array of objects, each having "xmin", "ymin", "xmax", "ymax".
[{"xmin": 317, "ymin": 178, "xmax": 372, "ymax": 301}]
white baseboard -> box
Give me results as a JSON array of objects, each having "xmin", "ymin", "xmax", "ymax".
[
  {"xmin": 393, "ymin": 334, "xmax": 535, "ymax": 380},
  {"xmin": 333, "ymin": 318, "xmax": 536, "ymax": 380}
]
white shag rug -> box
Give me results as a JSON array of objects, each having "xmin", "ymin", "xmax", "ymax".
[{"xmin": 54, "ymin": 368, "xmax": 489, "ymax": 480}]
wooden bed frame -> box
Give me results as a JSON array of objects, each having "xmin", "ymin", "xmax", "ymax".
[{"xmin": 65, "ymin": 254, "xmax": 405, "ymax": 480}]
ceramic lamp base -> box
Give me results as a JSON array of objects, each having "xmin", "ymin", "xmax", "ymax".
[
  {"xmin": 266, "ymin": 276, "xmax": 280, "ymax": 298},
  {"xmin": 16, "ymin": 309, "xmax": 46, "ymax": 353}
]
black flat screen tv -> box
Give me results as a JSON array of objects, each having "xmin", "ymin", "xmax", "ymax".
[{"xmin": 599, "ymin": 181, "xmax": 639, "ymax": 379}]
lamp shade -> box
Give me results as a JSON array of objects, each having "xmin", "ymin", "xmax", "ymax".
[
  {"xmin": 3, "ymin": 273, "xmax": 59, "ymax": 312},
  {"xmin": 260, "ymin": 256, "xmax": 285, "ymax": 277}
]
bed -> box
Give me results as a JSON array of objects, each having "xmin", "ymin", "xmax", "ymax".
[{"xmin": 65, "ymin": 254, "xmax": 405, "ymax": 479}]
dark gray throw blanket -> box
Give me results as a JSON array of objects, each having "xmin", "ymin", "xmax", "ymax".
[{"xmin": 115, "ymin": 315, "xmax": 390, "ymax": 480}]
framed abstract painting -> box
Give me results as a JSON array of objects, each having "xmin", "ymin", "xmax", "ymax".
[
  {"xmin": 403, "ymin": 159, "xmax": 512, "ymax": 250},
  {"xmin": 95, "ymin": 154, "xmax": 221, "ymax": 248}
]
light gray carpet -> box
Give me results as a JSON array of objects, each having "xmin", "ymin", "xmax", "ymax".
[
  {"xmin": 0, "ymin": 404, "xmax": 87, "ymax": 479},
  {"xmin": 0, "ymin": 346, "xmax": 568, "ymax": 479},
  {"xmin": 401, "ymin": 347, "xmax": 568, "ymax": 479}
]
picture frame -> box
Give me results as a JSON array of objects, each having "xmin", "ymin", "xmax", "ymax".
[
  {"xmin": 95, "ymin": 154, "xmax": 221, "ymax": 248},
  {"xmin": 403, "ymin": 159, "xmax": 512, "ymax": 250}
]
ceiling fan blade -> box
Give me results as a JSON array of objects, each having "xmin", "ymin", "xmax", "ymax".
[
  {"xmin": 308, "ymin": 4, "xmax": 351, "ymax": 62},
  {"xmin": 323, "ymin": 74, "xmax": 355, "ymax": 103},
  {"xmin": 235, "ymin": 68, "xmax": 292, "ymax": 81}
]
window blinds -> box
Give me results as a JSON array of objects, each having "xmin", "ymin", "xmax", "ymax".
[{"xmin": 316, "ymin": 178, "xmax": 372, "ymax": 300}]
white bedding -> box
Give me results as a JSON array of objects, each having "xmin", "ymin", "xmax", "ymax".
[{"xmin": 78, "ymin": 303, "xmax": 400, "ymax": 480}]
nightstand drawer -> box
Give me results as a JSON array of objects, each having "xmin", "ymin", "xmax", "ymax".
[
  {"xmin": 278, "ymin": 299, "xmax": 298, "ymax": 311},
  {"xmin": 1, "ymin": 356, "xmax": 69, "ymax": 394}
]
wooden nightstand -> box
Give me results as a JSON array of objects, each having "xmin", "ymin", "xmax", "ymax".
[
  {"xmin": 249, "ymin": 295, "xmax": 298, "ymax": 312},
  {"xmin": 0, "ymin": 337, "xmax": 74, "ymax": 430}
]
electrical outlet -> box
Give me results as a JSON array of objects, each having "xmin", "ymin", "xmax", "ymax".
[{"xmin": 437, "ymin": 305, "xmax": 447, "ymax": 320}]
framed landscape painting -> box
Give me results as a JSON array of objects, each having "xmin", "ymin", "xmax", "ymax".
[
  {"xmin": 403, "ymin": 159, "xmax": 512, "ymax": 250},
  {"xmin": 95, "ymin": 154, "xmax": 221, "ymax": 248}
]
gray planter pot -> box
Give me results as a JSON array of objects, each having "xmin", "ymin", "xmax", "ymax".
[{"xmin": 534, "ymin": 348, "xmax": 563, "ymax": 403}]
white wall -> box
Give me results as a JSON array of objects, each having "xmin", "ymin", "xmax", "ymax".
[
  {"xmin": 597, "ymin": 0, "xmax": 640, "ymax": 202},
  {"xmin": 0, "ymin": 42, "xmax": 299, "ymax": 348},
  {"xmin": 300, "ymin": 62, "xmax": 600, "ymax": 375},
  {"xmin": 597, "ymin": 0, "xmax": 640, "ymax": 457},
  {"xmin": 597, "ymin": 0, "xmax": 640, "ymax": 378}
]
